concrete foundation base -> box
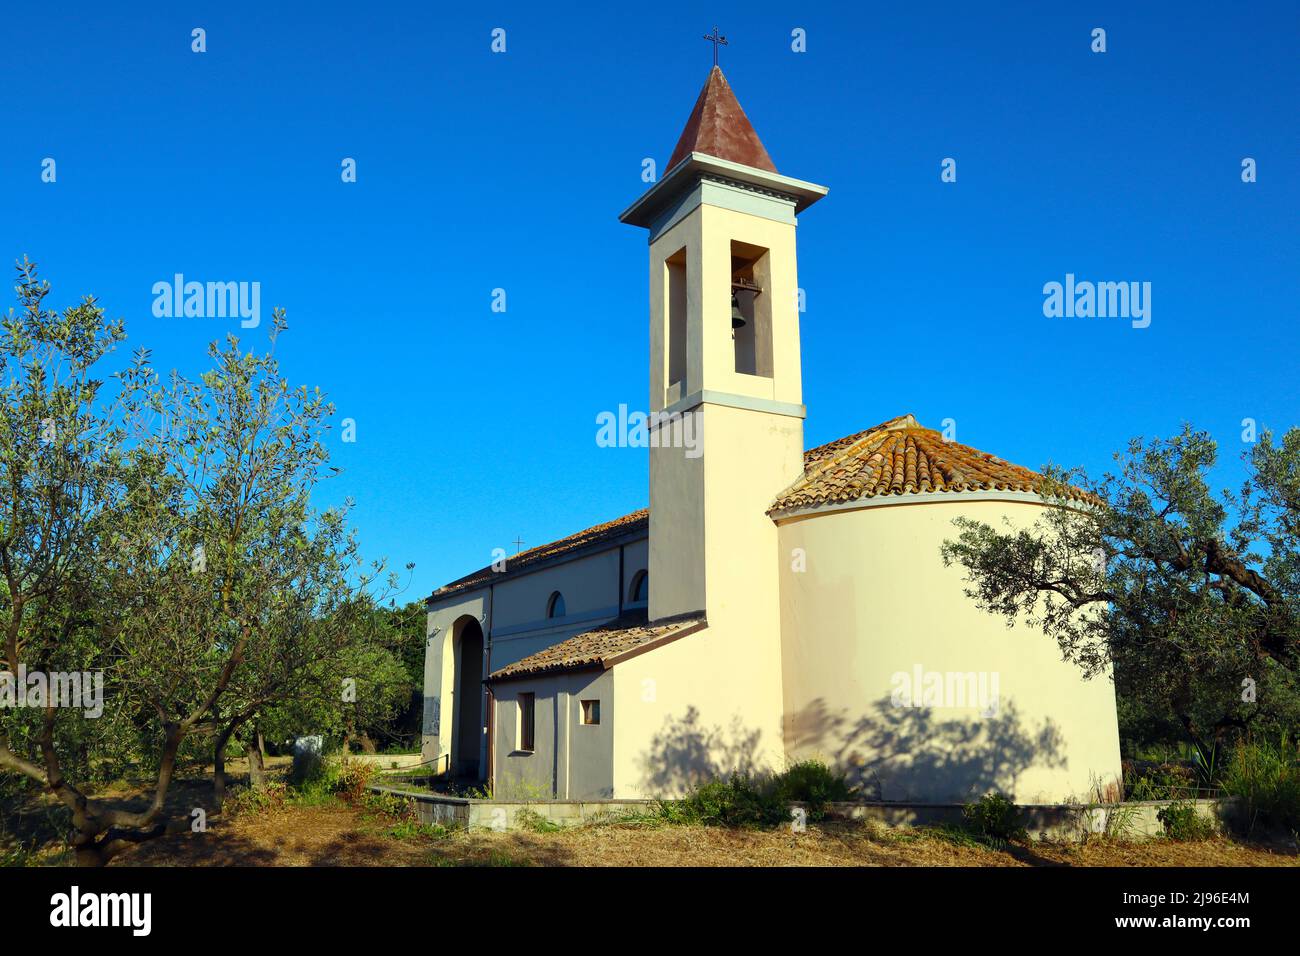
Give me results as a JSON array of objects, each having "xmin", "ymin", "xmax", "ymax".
[{"xmin": 368, "ymin": 784, "xmax": 1234, "ymax": 842}]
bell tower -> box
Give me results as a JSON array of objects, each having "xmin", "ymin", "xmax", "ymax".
[{"xmin": 620, "ymin": 66, "xmax": 828, "ymax": 623}]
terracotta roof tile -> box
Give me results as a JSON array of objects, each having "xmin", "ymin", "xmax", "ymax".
[
  {"xmin": 488, "ymin": 610, "xmax": 706, "ymax": 681},
  {"xmin": 770, "ymin": 414, "xmax": 1091, "ymax": 515},
  {"xmin": 431, "ymin": 417, "xmax": 1085, "ymax": 600}
]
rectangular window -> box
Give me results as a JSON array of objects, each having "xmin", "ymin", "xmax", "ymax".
[
  {"xmin": 581, "ymin": 699, "xmax": 601, "ymax": 725},
  {"xmin": 518, "ymin": 693, "xmax": 535, "ymax": 752}
]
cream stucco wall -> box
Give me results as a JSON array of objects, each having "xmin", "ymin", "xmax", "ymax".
[
  {"xmin": 612, "ymin": 621, "xmax": 779, "ymax": 798},
  {"xmin": 629, "ymin": 182, "xmax": 809, "ymax": 797},
  {"xmin": 776, "ymin": 496, "xmax": 1122, "ymax": 803},
  {"xmin": 618, "ymin": 408, "xmax": 799, "ymax": 798},
  {"xmin": 647, "ymin": 200, "xmax": 803, "ymax": 415}
]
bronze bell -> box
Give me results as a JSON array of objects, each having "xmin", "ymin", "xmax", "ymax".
[
  {"xmin": 731, "ymin": 292, "xmax": 747, "ymax": 329},
  {"xmin": 731, "ymin": 279, "xmax": 760, "ymax": 329}
]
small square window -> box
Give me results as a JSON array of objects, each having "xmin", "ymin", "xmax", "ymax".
[
  {"xmin": 581, "ymin": 699, "xmax": 600, "ymax": 725},
  {"xmin": 518, "ymin": 693, "xmax": 535, "ymax": 752}
]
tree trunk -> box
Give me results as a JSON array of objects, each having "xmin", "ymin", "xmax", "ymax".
[
  {"xmin": 342, "ymin": 710, "xmax": 356, "ymax": 756},
  {"xmin": 74, "ymin": 844, "xmax": 110, "ymax": 867},
  {"xmin": 52, "ymin": 724, "xmax": 189, "ymax": 866},
  {"xmin": 213, "ymin": 719, "xmax": 244, "ymax": 811},
  {"xmin": 245, "ymin": 726, "xmax": 267, "ymax": 789}
]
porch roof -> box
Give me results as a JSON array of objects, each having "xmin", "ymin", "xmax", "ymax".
[{"xmin": 487, "ymin": 609, "xmax": 706, "ymax": 682}]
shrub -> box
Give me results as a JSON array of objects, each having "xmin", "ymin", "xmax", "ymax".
[
  {"xmin": 774, "ymin": 760, "xmax": 852, "ymax": 821},
  {"xmin": 362, "ymin": 790, "xmax": 418, "ymax": 822},
  {"xmin": 961, "ymin": 793, "xmax": 1026, "ymax": 845},
  {"xmin": 290, "ymin": 751, "xmax": 338, "ymax": 788},
  {"xmin": 0, "ymin": 820, "xmax": 43, "ymax": 868},
  {"xmin": 285, "ymin": 754, "xmax": 342, "ymax": 806},
  {"xmin": 659, "ymin": 774, "xmax": 788, "ymax": 829},
  {"xmin": 334, "ymin": 759, "xmax": 378, "ymax": 804},
  {"xmin": 1125, "ymin": 762, "xmax": 1198, "ymax": 801},
  {"xmin": 1156, "ymin": 800, "xmax": 1217, "ymax": 841},
  {"xmin": 657, "ymin": 762, "xmax": 855, "ymax": 830},
  {"xmin": 1219, "ymin": 739, "xmax": 1300, "ymax": 835},
  {"xmin": 226, "ymin": 783, "xmax": 289, "ymax": 818}
]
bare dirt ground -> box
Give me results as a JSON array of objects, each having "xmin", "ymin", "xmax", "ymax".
[
  {"xmin": 111, "ymin": 803, "xmax": 1299, "ymax": 868},
  {"xmin": 7, "ymin": 761, "xmax": 1296, "ymax": 867}
]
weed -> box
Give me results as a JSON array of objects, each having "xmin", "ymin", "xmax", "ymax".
[
  {"xmin": 1156, "ymin": 800, "xmax": 1217, "ymax": 841},
  {"xmin": 334, "ymin": 759, "xmax": 378, "ymax": 804},
  {"xmin": 386, "ymin": 820, "xmax": 448, "ymax": 841},
  {"xmin": 961, "ymin": 793, "xmax": 1027, "ymax": 846},
  {"xmin": 515, "ymin": 808, "xmax": 564, "ymax": 833},
  {"xmin": 361, "ymin": 790, "xmax": 418, "ymax": 822},
  {"xmin": 1219, "ymin": 738, "xmax": 1300, "ymax": 835},
  {"xmin": 924, "ymin": 823, "xmax": 994, "ymax": 850},
  {"xmin": 226, "ymin": 783, "xmax": 289, "ymax": 818}
]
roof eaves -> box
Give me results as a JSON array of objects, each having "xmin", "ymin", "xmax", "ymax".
[
  {"xmin": 427, "ymin": 517, "xmax": 649, "ymax": 606},
  {"xmin": 485, "ymin": 612, "xmax": 707, "ymax": 683}
]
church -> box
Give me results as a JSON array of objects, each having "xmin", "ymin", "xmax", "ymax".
[{"xmin": 421, "ymin": 66, "xmax": 1123, "ymax": 804}]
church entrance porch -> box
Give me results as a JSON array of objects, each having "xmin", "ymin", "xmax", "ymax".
[{"xmin": 450, "ymin": 616, "xmax": 486, "ymax": 780}]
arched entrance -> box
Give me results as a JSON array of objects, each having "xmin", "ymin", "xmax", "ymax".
[{"xmin": 451, "ymin": 617, "xmax": 485, "ymax": 780}]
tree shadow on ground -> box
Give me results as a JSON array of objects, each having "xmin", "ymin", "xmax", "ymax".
[
  {"xmin": 4, "ymin": 773, "xmax": 232, "ymax": 865},
  {"xmin": 113, "ymin": 825, "xmax": 282, "ymax": 866},
  {"xmin": 423, "ymin": 831, "xmax": 577, "ymax": 867}
]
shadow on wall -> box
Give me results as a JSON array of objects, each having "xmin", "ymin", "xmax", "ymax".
[
  {"xmin": 637, "ymin": 706, "xmax": 767, "ymax": 795},
  {"xmin": 637, "ymin": 696, "xmax": 1069, "ymax": 801},
  {"xmin": 788, "ymin": 695, "xmax": 1068, "ymax": 802}
]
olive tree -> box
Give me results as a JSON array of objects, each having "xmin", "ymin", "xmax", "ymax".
[
  {"xmin": 941, "ymin": 426, "xmax": 1300, "ymax": 761},
  {"xmin": 0, "ymin": 261, "xmax": 391, "ymax": 864},
  {"xmin": 0, "ymin": 259, "xmax": 131, "ymax": 864}
]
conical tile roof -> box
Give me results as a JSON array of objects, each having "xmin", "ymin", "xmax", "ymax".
[{"xmin": 666, "ymin": 66, "xmax": 777, "ymax": 173}]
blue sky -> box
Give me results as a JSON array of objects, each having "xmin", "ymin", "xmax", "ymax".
[{"xmin": 4, "ymin": 2, "xmax": 1297, "ymax": 598}]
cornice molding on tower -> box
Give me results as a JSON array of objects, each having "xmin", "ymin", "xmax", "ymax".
[
  {"xmin": 620, "ymin": 152, "xmax": 827, "ymax": 230},
  {"xmin": 661, "ymin": 388, "xmax": 806, "ymax": 421}
]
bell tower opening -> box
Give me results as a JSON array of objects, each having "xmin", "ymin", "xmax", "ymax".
[
  {"xmin": 666, "ymin": 247, "xmax": 688, "ymax": 401},
  {"xmin": 730, "ymin": 240, "xmax": 772, "ymax": 377}
]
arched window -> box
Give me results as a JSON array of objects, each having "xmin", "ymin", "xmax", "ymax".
[
  {"xmin": 629, "ymin": 570, "xmax": 649, "ymax": 605},
  {"xmin": 546, "ymin": 591, "xmax": 566, "ymax": 619}
]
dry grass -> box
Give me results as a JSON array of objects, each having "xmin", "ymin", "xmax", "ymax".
[
  {"xmin": 8, "ymin": 761, "xmax": 1295, "ymax": 867},
  {"xmin": 104, "ymin": 803, "xmax": 1300, "ymax": 868}
]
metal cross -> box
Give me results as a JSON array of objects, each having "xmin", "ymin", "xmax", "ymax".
[
  {"xmin": 512, "ymin": 536, "xmax": 525, "ymax": 553},
  {"xmin": 703, "ymin": 26, "xmax": 728, "ymax": 66}
]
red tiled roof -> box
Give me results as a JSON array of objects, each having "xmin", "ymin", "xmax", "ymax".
[
  {"xmin": 488, "ymin": 610, "xmax": 706, "ymax": 681},
  {"xmin": 431, "ymin": 417, "xmax": 1082, "ymax": 600},
  {"xmin": 429, "ymin": 510, "xmax": 647, "ymax": 601},
  {"xmin": 771, "ymin": 414, "xmax": 1091, "ymax": 515},
  {"xmin": 666, "ymin": 66, "xmax": 777, "ymax": 173}
]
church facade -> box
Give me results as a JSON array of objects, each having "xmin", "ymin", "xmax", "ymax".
[{"xmin": 421, "ymin": 67, "xmax": 1123, "ymax": 804}]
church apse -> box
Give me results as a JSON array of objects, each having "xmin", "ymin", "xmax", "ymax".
[{"xmin": 775, "ymin": 496, "xmax": 1123, "ymax": 803}]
